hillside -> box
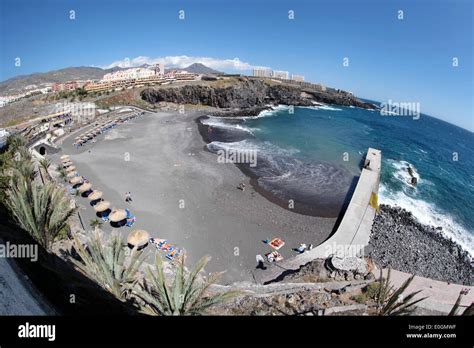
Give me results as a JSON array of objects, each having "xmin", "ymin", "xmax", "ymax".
[
  {"xmin": 0, "ymin": 63, "xmax": 220, "ymax": 96},
  {"xmin": 0, "ymin": 66, "xmax": 114, "ymax": 95}
]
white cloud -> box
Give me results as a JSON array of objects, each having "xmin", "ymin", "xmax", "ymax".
[{"xmin": 101, "ymin": 55, "xmax": 270, "ymax": 72}]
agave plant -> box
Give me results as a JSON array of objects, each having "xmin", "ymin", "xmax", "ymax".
[
  {"xmin": 375, "ymin": 268, "xmax": 428, "ymax": 316},
  {"xmin": 448, "ymin": 290, "xmax": 472, "ymax": 316},
  {"xmin": 70, "ymin": 231, "xmax": 147, "ymax": 301},
  {"xmin": 134, "ymin": 254, "xmax": 241, "ymax": 315},
  {"xmin": 6, "ymin": 180, "xmax": 76, "ymax": 251}
]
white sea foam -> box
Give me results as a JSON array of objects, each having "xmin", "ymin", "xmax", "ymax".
[
  {"xmin": 201, "ymin": 117, "xmax": 256, "ymax": 134},
  {"xmin": 379, "ymin": 183, "xmax": 474, "ymax": 256},
  {"xmin": 318, "ymin": 105, "xmax": 342, "ymax": 111},
  {"xmin": 236, "ymin": 105, "xmax": 290, "ymax": 120},
  {"xmin": 388, "ymin": 159, "xmax": 421, "ymax": 185}
]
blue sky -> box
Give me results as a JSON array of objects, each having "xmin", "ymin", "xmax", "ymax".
[{"xmin": 0, "ymin": 0, "xmax": 472, "ymax": 130}]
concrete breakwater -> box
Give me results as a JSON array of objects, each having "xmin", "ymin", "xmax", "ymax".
[{"xmin": 258, "ymin": 148, "xmax": 382, "ymax": 284}]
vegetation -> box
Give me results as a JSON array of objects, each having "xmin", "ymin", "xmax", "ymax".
[
  {"xmin": 89, "ymin": 218, "xmax": 103, "ymax": 230},
  {"xmin": 39, "ymin": 158, "xmax": 52, "ymax": 181},
  {"xmin": 374, "ymin": 269, "xmax": 427, "ymax": 316},
  {"xmin": 133, "ymin": 254, "xmax": 241, "ymax": 315},
  {"xmin": 71, "ymin": 231, "xmax": 146, "ymax": 301},
  {"xmin": 6, "ymin": 181, "xmax": 76, "ymax": 251},
  {"xmin": 2, "ymin": 135, "xmax": 75, "ymax": 251},
  {"xmin": 57, "ymin": 165, "xmax": 67, "ymax": 182}
]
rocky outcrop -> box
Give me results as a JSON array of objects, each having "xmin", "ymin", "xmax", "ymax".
[
  {"xmin": 368, "ymin": 204, "xmax": 473, "ymax": 285},
  {"xmin": 140, "ymin": 77, "xmax": 374, "ymax": 112}
]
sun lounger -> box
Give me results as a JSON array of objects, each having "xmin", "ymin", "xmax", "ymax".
[
  {"xmin": 126, "ymin": 216, "xmax": 136, "ymax": 227},
  {"xmin": 166, "ymin": 248, "xmax": 182, "ymax": 261}
]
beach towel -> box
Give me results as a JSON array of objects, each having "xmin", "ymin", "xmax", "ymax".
[{"xmin": 269, "ymin": 238, "xmax": 285, "ymax": 250}]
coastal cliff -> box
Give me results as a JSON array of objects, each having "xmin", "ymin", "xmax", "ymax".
[{"xmin": 140, "ymin": 77, "xmax": 373, "ymax": 112}]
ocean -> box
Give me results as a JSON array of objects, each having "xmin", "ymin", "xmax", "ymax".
[{"xmin": 200, "ymin": 104, "xmax": 474, "ymax": 255}]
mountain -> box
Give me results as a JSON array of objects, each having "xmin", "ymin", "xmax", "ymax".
[
  {"xmin": 0, "ymin": 63, "xmax": 220, "ymax": 96},
  {"xmin": 181, "ymin": 63, "xmax": 221, "ymax": 75},
  {"xmin": 0, "ymin": 66, "xmax": 121, "ymax": 95}
]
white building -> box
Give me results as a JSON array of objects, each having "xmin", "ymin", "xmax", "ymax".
[
  {"xmin": 291, "ymin": 74, "xmax": 305, "ymax": 82},
  {"xmin": 253, "ymin": 68, "xmax": 272, "ymax": 78},
  {"xmin": 102, "ymin": 64, "xmax": 165, "ymax": 82},
  {"xmin": 272, "ymin": 70, "xmax": 289, "ymax": 80}
]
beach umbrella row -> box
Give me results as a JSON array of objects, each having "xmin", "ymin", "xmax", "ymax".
[{"xmin": 73, "ymin": 111, "xmax": 142, "ymax": 147}]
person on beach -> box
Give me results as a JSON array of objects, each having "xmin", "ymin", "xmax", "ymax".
[
  {"xmin": 125, "ymin": 192, "xmax": 133, "ymax": 203},
  {"xmin": 256, "ymin": 254, "xmax": 266, "ymax": 270}
]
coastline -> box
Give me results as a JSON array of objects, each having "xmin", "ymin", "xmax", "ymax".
[
  {"xmin": 53, "ymin": 106, "xmax": 473, "ymax": 287},
  {"xmin": 55, "ymin": 109, "xmax": 337, "ymax": 283},
  {"xmin": 196, "ymin": 114, "xmax": 356, "ymax": 219}
]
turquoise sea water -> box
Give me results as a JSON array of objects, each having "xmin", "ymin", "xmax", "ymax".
[{"xmin": 202, "ymin": 105, "xmax": 474, "ymax": 254}]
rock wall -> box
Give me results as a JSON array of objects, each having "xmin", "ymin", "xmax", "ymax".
[{"xmin": 140, "ymin": 77, "xmax": 373, "ymax": 111}]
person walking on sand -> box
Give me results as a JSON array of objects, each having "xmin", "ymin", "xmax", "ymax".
[{"xmin": 125, "ymin": 192, "xmax": 133, "ymax": 203}]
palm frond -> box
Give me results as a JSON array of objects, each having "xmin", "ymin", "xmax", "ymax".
[{"xmin": 134, "ymin": 254, "xmax": 241, "ymax": 315}]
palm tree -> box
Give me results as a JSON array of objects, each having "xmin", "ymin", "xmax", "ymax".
[
  {"xmin": 39, "ymin": 158, "xmax": 52, "ymax": 181},
  {"xmin": 375, "ymin": 268, "xmax": 428, "ymax": 316},
  {"xmin": 57, "ymin": 165, "xmax": 67, "ymax": 182},
  {"xmin": 70, "ymin": 231, "xmax": 147, "ymax": 301},
  {"xmin": 89, "ymin": 218, "xmax": 103, "ymax": 231},
  {"xmin": 134, "ymin": 254, "xmax": 241, "ymax": 315},
  {"xmin": 6, "ymin": 181, "xmax": 76, "ymax": 252},
  {"xmin": 6, "ymin": 134, "xmax": 26, "ymax": 153}
]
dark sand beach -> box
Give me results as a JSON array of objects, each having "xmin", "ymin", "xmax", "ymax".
[{"xmin": 55, "ymin": 110, "xmax": 336, "ymax": 283}]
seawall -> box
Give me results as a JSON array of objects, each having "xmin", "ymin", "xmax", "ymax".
[{"xmin": 258, "ymin": 148, "xmax": 382, "ymax": 283}]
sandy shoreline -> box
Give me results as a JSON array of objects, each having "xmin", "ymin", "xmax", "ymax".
[{"xmin": 54, "ymin": 110, "xmax": 336, "ymax": 283}]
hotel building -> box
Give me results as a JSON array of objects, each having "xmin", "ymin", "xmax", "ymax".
[
  {"xmin": 291, "ymin": 74, "xmax": 305, "ymax": 82},
  {"xmin": 272, "ymin": 70, "xmax": 290, "ymax": 80},
  {"xmin": 252, "ymin": 68, "xmax": 272, "ymax": 78}
]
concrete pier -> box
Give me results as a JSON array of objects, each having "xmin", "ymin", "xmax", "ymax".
[{"xmin": 258, "ymin": 148, "xmax": 382, "ymax": 283}]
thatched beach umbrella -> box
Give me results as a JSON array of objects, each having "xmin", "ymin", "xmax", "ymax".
[
  {"xmin": 94, "ymin": 201, "xmax": 110, "ymax": 212},
  {"xmin": 70, "ymin": 176, "xmax": 83, "ymax": 185},
  {"xmin": 60, "ymin": 155, "xmax": 69, "ymax": 160},
  {"xmin": 127, "ymin": 230, "xmax": 150, "ymax": 250},
  {"xmin": 109, "ymin": 209, "xmax": 127, "ymax": 222},
  {"xmin": 67, "ymin": 171, "xmax": 78, "ymax": 178},
  {"xmin": 66, "ymin": 166, "xmax": 76, "ymax": 172},
  {"xmin": 88, "ymin": 190, "xmax": 103, "ymax": 200},
  {"xmin": 78, "ymin": 182, "xmax": 92, "ymax": 193}
]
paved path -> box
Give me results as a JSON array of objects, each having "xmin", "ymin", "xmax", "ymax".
[{"xmin": 378, "ymin": 268, "xmax": 473, "ymax": 314}]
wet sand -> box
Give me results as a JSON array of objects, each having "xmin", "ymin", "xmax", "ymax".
[{"xmin": 55, "ymin": 110, "xmax": 336, "ymax": 283}]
